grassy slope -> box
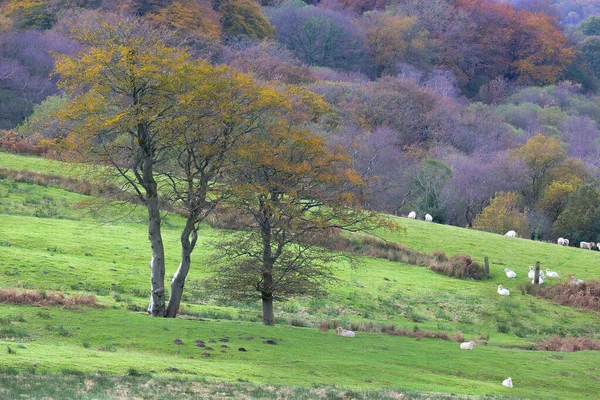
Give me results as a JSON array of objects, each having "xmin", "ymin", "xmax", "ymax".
[{"xmin": 1, "ymin": 152, "xmax": 600, "ymax": 399}]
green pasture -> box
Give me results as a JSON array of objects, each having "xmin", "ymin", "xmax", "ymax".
[{"xmin": 1, "ymin": 152, "xmax": 600, "ymax": 399}]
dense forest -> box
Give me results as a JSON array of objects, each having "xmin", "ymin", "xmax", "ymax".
[{"xmin": 3, "ymin": 0, "xmax": 600, "ymax": 244}]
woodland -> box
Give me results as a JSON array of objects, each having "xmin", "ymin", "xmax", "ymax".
[{"xmin": 3, "ymin": 0, "xmax": 600, "ymax": 245}]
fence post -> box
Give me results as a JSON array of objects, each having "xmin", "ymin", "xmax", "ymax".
[
  {"xmin": 484, "ymin": 257, "xmax": 490, "ymax": 277},
  {"xmin": 534, "ymin": 261, "xmax": 541, "ymax": 284}
]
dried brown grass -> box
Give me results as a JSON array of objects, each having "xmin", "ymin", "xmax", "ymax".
[
  {"xmin": 530, "ymin": 279, "xmax": 600, "ymax": 312},
  {"xmin": 428, "ymin": 254, "xmax": 486, "ymax": 280},
  {"xmin": 385, "ymin": 326, "xmax": 451, "ymax": 341},
  {"xmin": 536, "ymin": 335, "xmax": 600, "ymax": 352},
  {"xmin": 0, "ymin": 288, "xmax": 96, "ymax": 308},
  {"xmin": 0, "ymin": 130, "xmax": 48, "ymax": 155},
  {"xmin": 0, "ymin": 168, "xmax": 127, "ymax": 199}
]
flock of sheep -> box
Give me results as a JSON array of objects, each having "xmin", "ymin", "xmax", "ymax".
[
  {"xmin": 407, "ymin": 211, "xmax": 432, "ymax": 222},
  {"xmin": 507, "ymin": 231, "xmax": 598, "ymax": 252},
  {"xmin": 332, "ymin": 212, "xmax": 591, "ymax": 390}
]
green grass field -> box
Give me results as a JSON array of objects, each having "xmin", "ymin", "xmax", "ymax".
[{"xmin": 1, "ymin": 151, "xmax": 599, "ymax": 399}]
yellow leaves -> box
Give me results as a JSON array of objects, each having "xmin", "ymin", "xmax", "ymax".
[
  {"xmin": 151, "ymin": 0, "xmax": 221, "ymax": 41},
  {"xmin": 473, "ymin": 191, "xmax": 531, "ymax": 237},
  {"xmin": 509, "ymin": 134, "xmax": 566, "ymax": 172}
]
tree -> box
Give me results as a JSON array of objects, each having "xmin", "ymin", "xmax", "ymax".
[
  {"xmin": 578, "ymin": 36, "xmax": 600, "ymax": 80},
  {"xmin": 266, "ymin": 2, "xmax": 369, "ymax": 72},
  {"xmin": 579, "ymin": 15, "xmax": 600, "ymax": 36},
  {"xmin": 412, "ymin": 159, "xmax": 451, "ymax": 220},
  {"xmin": 451, "ymin": 0, "xmax": 576, "ymax": 93},
  {"xmin": 537, "ymin": 179, "xmax": 582, "ymax": 221},
  {"xmin": 16, "ymin": 93, "xmax": 69, "ymax": 139},
  {"xmin": 220, "ymin": 0, "xmax": 275, "ymax": 40},
  {"xmin": 509, "ymin": 134, "xmax": 567, "ymax": 207},
  {"xmin": 473, "ymin": 191, "xmax": 531, "ymax": 237},
  {"xmin": 510, "ymin": 11, "xmax": 576, "ymax": 85},
  {"xmin": 150, "ymin": 0, "xmax": 221, "ymax": 41},
  {"xmin": 211, "ymin": 111, "xmax": 384, "ymax": 325},
  {"xmin": 553, "ymin": 184, "xmax": 600, "ymax": 244},
  {"xmin": 158, "ymin": 68, "xmax": 287, "ymax": 317},
  {"xmin": 54, "ymin": 13, "xmax": 316, "ymax": 318},
  {"xmin": 3, "ymin": 0, "xmax": 57, "ymax": 30},
  {"xmin": 361, "ymin": 12, "xmax": 433, "ymax": 76},
  {"xmin": 225, "ymin": 41, "xmax": 314, "ymax": 85},
  {"xmin": 0, "ymin": 30, "xmax": 78, "ymax": 129},
  {"xmin": 54, "ymin": 15, "xmax": 195, "ymax": 316},
  {"xmin": 442, "ymin": 152, "xmax": 522, "ymax": 227}
]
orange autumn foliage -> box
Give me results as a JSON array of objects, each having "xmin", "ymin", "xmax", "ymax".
[{"xmin": 453, "ymin": 0, "xmax": 576, "ymax": 86}]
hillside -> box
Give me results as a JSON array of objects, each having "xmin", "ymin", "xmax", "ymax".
[
  {"xmin": 1, "ymin": 152, "xmax": 600, "ymax": 399},
  {"xmin": 4, "ymin": 0, "xmax": 600, "ymax": 246}
]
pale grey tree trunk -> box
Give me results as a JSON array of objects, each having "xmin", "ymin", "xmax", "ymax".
[
  {"xmin": 165, "ymin": 220, "xmax": 197, "ymax": 318},
  {"xmin": 138, "ymin": 120, "xmax": 166, "ymax": 317},
  {"xmin": 146, "ymin": 194, "xmax": 166, "ymax": 316}
]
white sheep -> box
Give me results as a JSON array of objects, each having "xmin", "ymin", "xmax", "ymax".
[
  {"xmin": 527, "ymin": 266, "xmax": 545, "ymax": 280},
  {"xmin": 425, "ymin": 213, "xmax": 433, "ymax": 222},
  {"xmin": 459, "ymin": 340, "xmax": 476, "ymax": 350},
  {"xmin": 336, "ymin": 326, "xmax": 356, "ymax": 338},
  {"xmin": 580, "ymin": 241, "xmax": 595, "ymax": 250},
  {"xmin": 407, "ymin": 211, "xmax": 416, "ymax": 219},
  {"xmin": 564, "ymin": 239, "xmax": 569, "ymax": 246},
  {"xmin": 497, "ymin": 285, "xmax": 510, "ymax": 296},
  {"xmin": 502, "ymin": 377, "xmax": 513, "ymax": 388},
  {"xmin": 504, "ymin": 230, "xmax": 517, "ymax": 238},
  {"xmin": 569, "ymin": 275, "xmax": 584, "ymax": 285},
  {"xmin": 546, "ymin": 269, "xmax": 559, "ymax": 278},
  {"xmin": 557, "ymin": 237, "xmax": 566, "ymax": 245},
  {"xmin": 532, "ymin": 276, "xmax": 544, "ymax": 285},
  {"xmin": 504, "ymin": 268, "xmax": 516, "ymax": 278}
]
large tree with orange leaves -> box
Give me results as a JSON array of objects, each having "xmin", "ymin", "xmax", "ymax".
[
  {"xmin": 451, "ymin": 0, "xmax": 576, "ymax": 93},
  {"xmin": 210, "ymin": 101, "xmax": 385, "ymax": 325}
]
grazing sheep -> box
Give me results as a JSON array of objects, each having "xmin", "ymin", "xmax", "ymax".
[
  {"xmin": 580, "ymin": 241, "xmax": 595, "ymax": 250},
  {"xmin": 569, "ymin": 275, "xmax": 584, "ymax": 285},
  {"xmin": 528, "ymin": 266, "xmax": 535, "ymax": 279},
  {"xmin": 336, "ymin": 327, "xmax": 356, "ymax": 338},
  {"xmin": 460, "ymin": 340, "xmax": 476, "ymax": 350},
  {"xmin": 497, "ymin": 285, "xmax": 510, "ymax": 296},
  {"xmin": 546, "ymin": 269, "xmax": 559, "ymax": 278},
  {"xmin": 557, "ymin": 237, "xmax": 566, "ymax": 245},
  {"xmin": 504, "ymin": 230, "xmax": 517, "ymax": 238},
  {"xmin": 425, "ymin": 213, "xmax": 433, "ymax": 222},
  {"xmin": 502, "ymin": 377, "xmax": 513, "ymax": 388},
  {"xmin": 564, "ymin": 239, "xmax": 569, "ymax": 246},
  {"xmin": 407, "ymin": 211, "xmax": 416, "ymax": 219},
  {"xmin": 504, "ymin": 268, "xmax": 517, "ymax": 278}
]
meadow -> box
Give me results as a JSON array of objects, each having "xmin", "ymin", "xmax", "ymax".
[{"xmin": 1, "ymin": 151, "xmax": 599, "ymax": 399}]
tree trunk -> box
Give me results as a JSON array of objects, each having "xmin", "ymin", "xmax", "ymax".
[
  {"xmin": 259, "ymin": 205, "xmax": 276, "ymax": 326},
  {"xmin": 165, "ymin": 220, "xmax": 197, "ymax": 318},
  {"xmin": 140, "ymin": 120, "xmax": 166, "ymax": 317},
  {"xmin": 262, "ymin": 291, "xmax": 274, "ymax": 326},
  {"xmin": 147, "ymin": 195, "xmax": 166, "ymax": 316}
]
